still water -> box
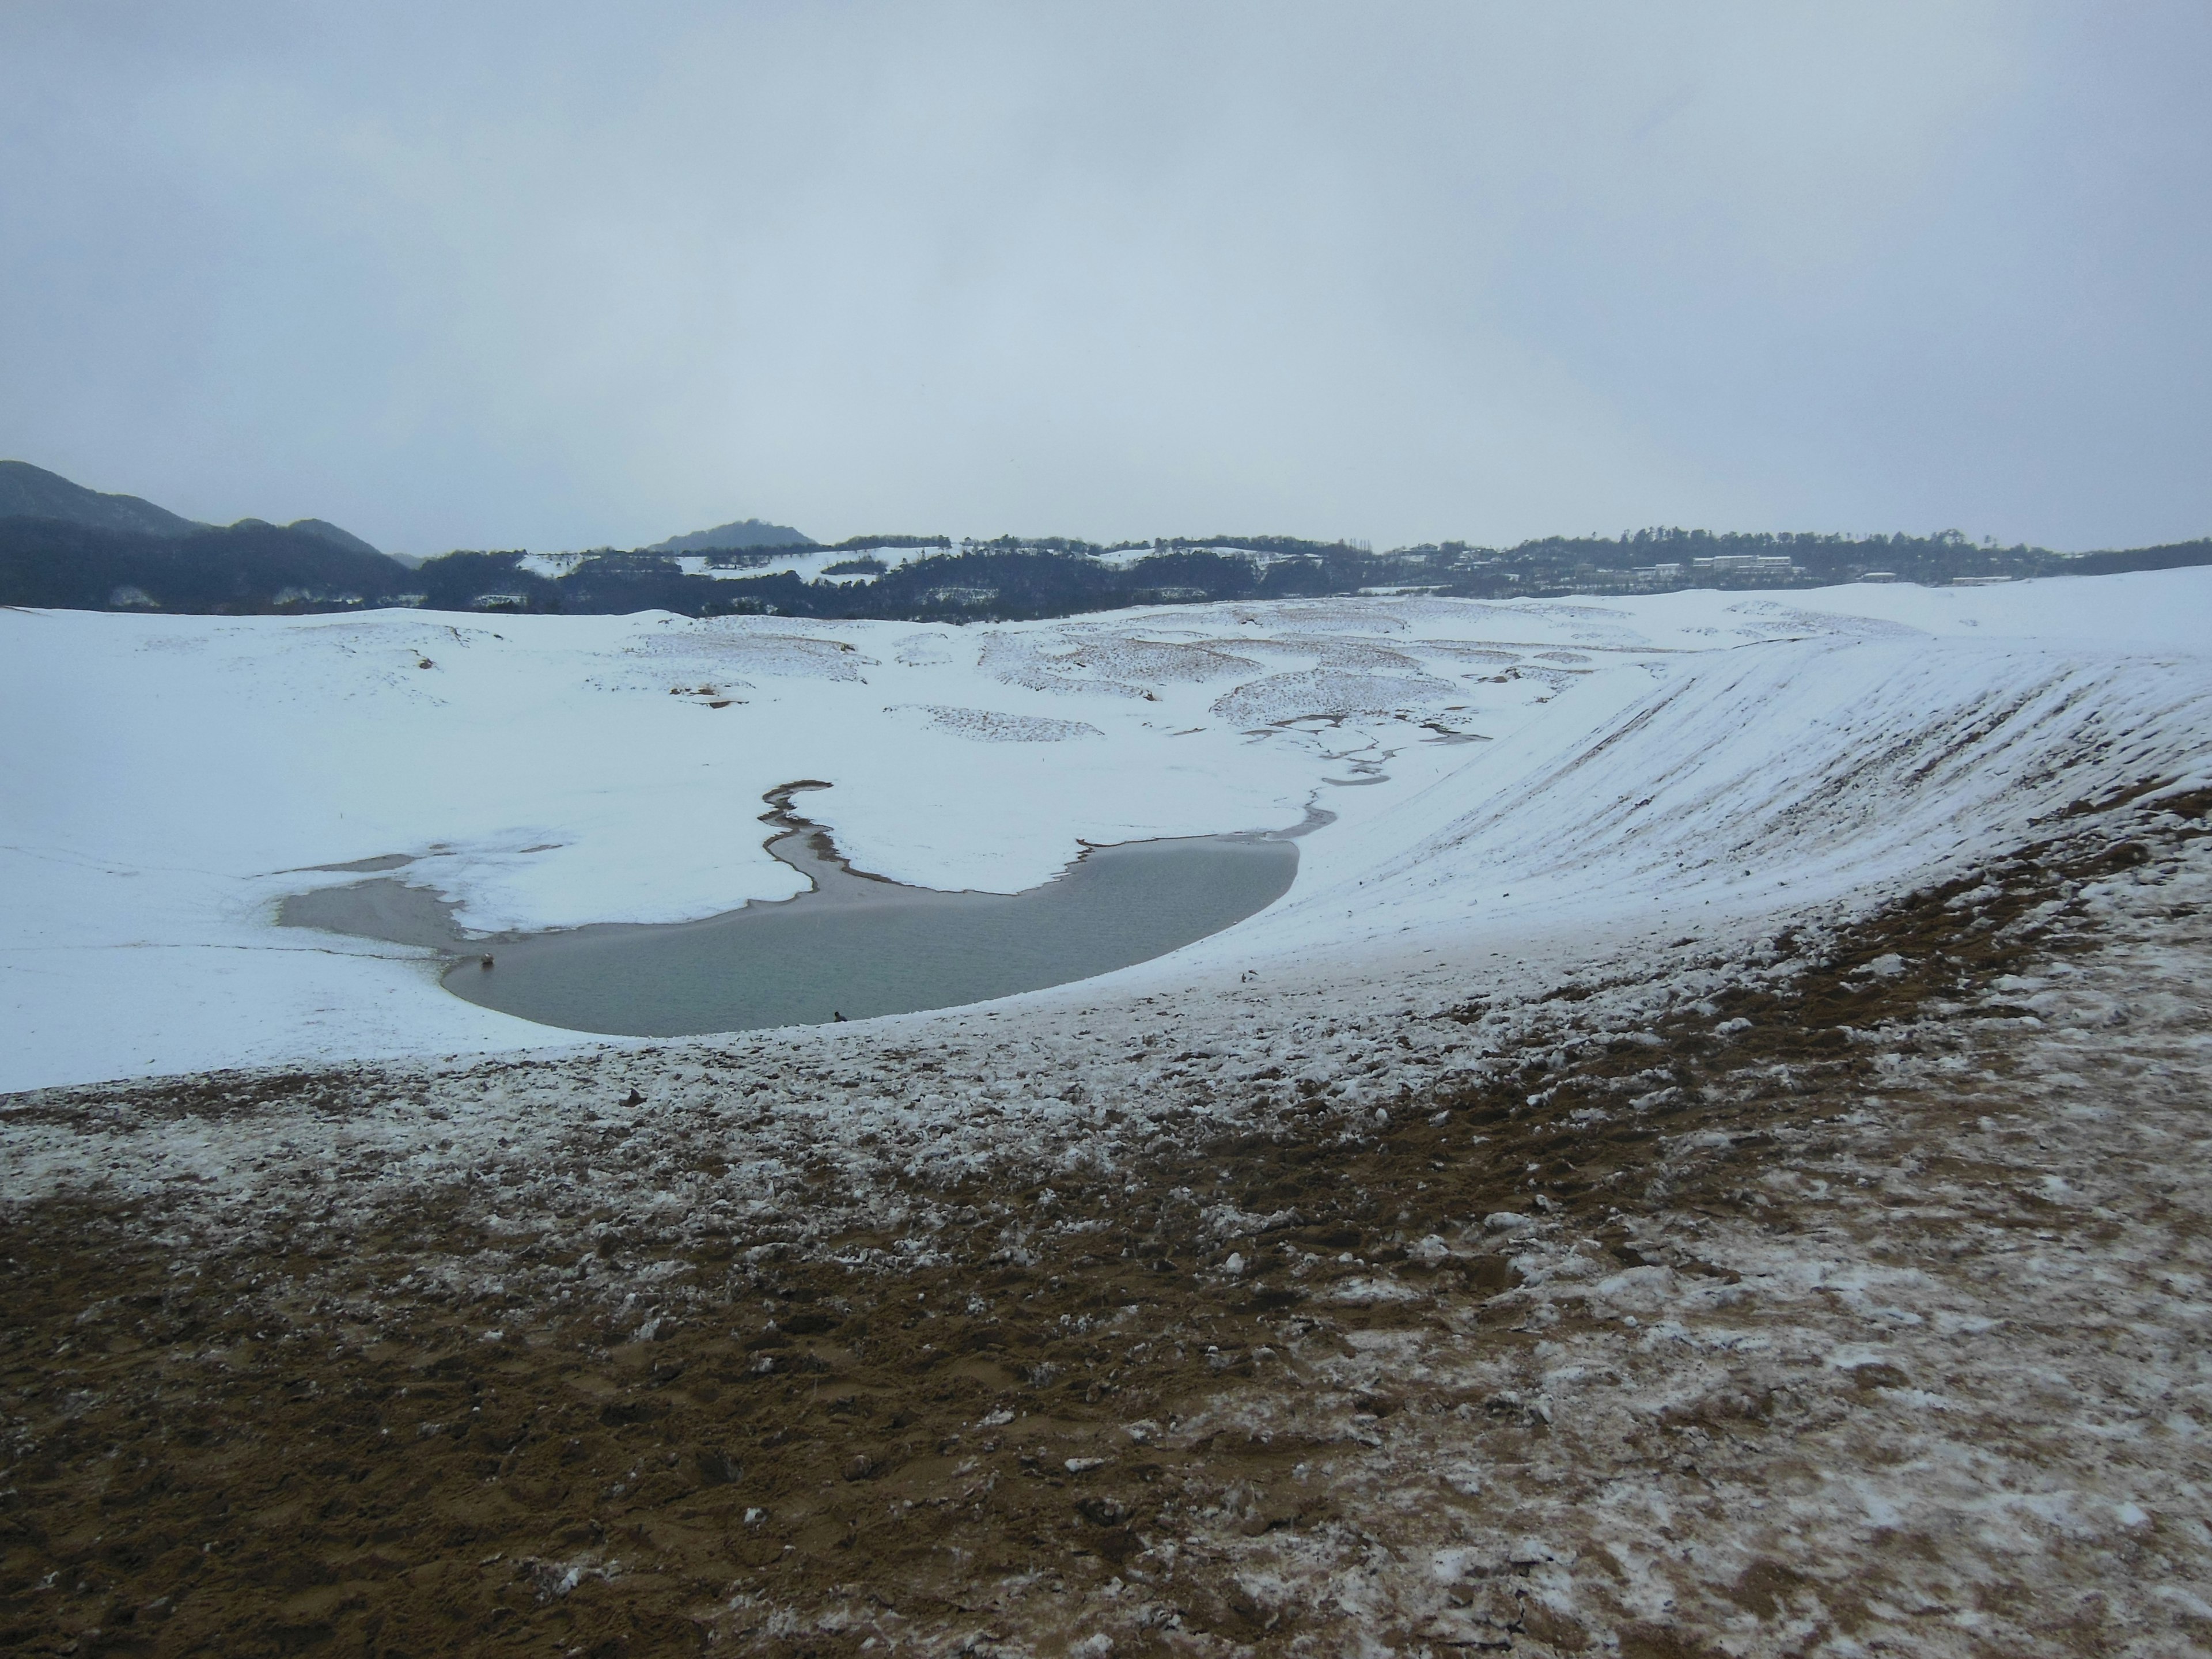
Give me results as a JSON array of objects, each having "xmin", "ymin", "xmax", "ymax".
[{"xmin": 281, "ymin": 789, "xmax": 1297, "ymax": 1037}]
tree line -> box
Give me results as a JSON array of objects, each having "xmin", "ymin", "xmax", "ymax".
[{"xmin": 3, "ymin": 514, "xmax": 2205, "ymax": 618}]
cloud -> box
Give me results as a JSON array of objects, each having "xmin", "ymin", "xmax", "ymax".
[{"xmin": 0, "ymin": 1, "xmax": 2204, "ymax": 554}]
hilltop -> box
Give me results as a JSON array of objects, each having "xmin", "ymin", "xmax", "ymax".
[
  {"xmin": 0, "ymin": 460, "xmax": 406, "ymax": 612},
  {"xmin": 646, "ymin": 516, "xmax": 813, "ymax": 554}
]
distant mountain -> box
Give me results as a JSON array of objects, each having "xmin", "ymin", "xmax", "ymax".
[
  {"xmin": 268, "ymin": 516, "xmax": 391, "ymax": 560},
  {"xmin": 0, "ymin": 518, "xmax": 416, "ymax": 614},
  {"xmin": 647, "ymin": 517, "xmax": 813, "ymax": 554},
  {"xmin": 0, "ymin": 460, "xmax": 389, "ymax": 560},
  {"xmin": 0, "ymin": 460, "xmax": 204, "ymax": 539},
  {"xmin": 407, "ymin": 531, "xmax": 2212, "ymax": 623}
]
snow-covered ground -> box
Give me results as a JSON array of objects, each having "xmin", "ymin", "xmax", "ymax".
[
  {"xmin": 6, "ymin": 569, "xmax": 2211, "ymax": 1655},
  {"xmin": 669, "ymin": 545, "xmax": 938, "ymax": 585},
  {"xmin": 2, "ymin": 571, "xmax": 2207, "ymax": 1094},
  {"xmin": 517, "ymin": 545, "xmax": 940, "ymax": 586}
]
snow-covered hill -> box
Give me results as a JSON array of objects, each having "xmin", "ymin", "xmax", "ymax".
[{"xmin": 2, "ymin": 571, "xmax": 2206, "ymax": 1093}]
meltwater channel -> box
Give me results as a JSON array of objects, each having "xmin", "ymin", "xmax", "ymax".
[{"xmin": 280, "ymin": 785, "xmax": 1298, "ymax": 1038}]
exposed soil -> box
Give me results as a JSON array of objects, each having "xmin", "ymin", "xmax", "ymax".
[{"xmin": 3, "ymin": 789, "xmax": 2209, "ymax": 1656}]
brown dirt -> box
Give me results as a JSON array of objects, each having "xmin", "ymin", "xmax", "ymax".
[{"xmin": 2, "ymin": 792, "xmax": 2208, "ymax": 1656}]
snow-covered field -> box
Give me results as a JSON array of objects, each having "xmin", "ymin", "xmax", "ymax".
[
  {"xmin": 2, "ymin": 572, "xmax": 2207, "ymax": 1093},
  {"xmin": 6, "ymin": 570, "xmax": 2212, "ymax": 1656}
]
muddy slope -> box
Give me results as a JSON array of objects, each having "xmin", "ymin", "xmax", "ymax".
[{"xmin": 3, "ymin": 788, "xmax": 2209, "ymax": 1657}]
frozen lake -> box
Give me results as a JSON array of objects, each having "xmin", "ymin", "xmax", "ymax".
[{"xmin": 281, "ymin": 789, "xmax": 1297, "ymax": 1037}]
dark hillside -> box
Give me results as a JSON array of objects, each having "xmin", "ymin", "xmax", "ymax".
[
  {"xmin": 12, "ymin": 510, "xmax": 2207, "ymax": 620},
  {"xmin": 2063, "ymin": 537, "xmax": 2212, "ymax": 577},
  {"xmin": 278, "ymin": 517, "xmax": 388, "ymax": 559},
  {"xmin": 413, "ymin": 550, "xmax": 558, "ymax": 613},
  {"xmin": 403, "ymin": 531, "xmax": 2212, "ymax": 622},
  {"xmin": 0, "ymin": 518, "xmax": 416, "ymax": 613},
  {"xmin": 0, "ymin": 460, "xmax": 203, "ymax": 539}
]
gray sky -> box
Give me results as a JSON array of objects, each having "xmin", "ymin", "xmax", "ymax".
[{"xmin": 1, "ymin": 2, "xmax": 2205, "ymax": 556}]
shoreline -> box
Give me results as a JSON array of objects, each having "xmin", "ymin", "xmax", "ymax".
[{"xmin": 278, "ymin": 782, "xmax": 1300, "ymax": 1041}]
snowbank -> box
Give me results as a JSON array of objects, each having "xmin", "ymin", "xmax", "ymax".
[{"xmin": 2, "ymin": 570, "xmax": 2207, "ymax": 1092}]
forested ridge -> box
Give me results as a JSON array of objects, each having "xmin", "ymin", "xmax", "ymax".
[
  {"xmin": 0, "ymin": 517, "xmax": 415, "ymax": 614},
  {"xmin": 1, "ymin": 514, "xmax": 2205, "ymax": 619}
]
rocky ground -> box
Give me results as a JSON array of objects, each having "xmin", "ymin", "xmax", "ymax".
[{"xmin": 3, "ymin": 781, "xmax": 2209, "ymax": 1658}]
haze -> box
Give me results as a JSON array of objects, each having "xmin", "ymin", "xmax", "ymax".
[{"xmin": 1, "ymin": 1, "xmax": 2205, "ymax": 557}]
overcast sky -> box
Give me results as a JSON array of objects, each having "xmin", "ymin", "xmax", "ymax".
[{"xmin": 1, "ymin": 2, "xmax": 2205, "ymax": 556}]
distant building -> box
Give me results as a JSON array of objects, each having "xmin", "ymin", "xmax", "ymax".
[
  {"xmin": 1692, "ymin": 554, "xmax": 1796, "ymax": 573},
  {"xmin": 470, "ymin": 592, "xmax": 532, "ymax": 611}
]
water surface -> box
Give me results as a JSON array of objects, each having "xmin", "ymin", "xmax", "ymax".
[{"xmin": 281, "ymin": 786, "xmax": 1297, "ymax": 1037}]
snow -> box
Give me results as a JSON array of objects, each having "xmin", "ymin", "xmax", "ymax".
[
  {"xmin": 519, "ymin": 546, "xmax": 939, "ymax": 585},
  {"xmin": 7, "ymin": 566, "xmax": 2210, "ymax": 1654},
  {"xmin": 515, "ymin": 550, "xmax": 588, "ymax": 578},
  {"xmin": 672, "ymin": 545, "xmax": 935, "ymax": 584},
  {"xmin": 4, "ymin": 761, "xmax": 2210, "ymax": 1650},
  {"xmin": 2, "ymin": 569, "xmax": 2207, "ymax": 1094}
]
